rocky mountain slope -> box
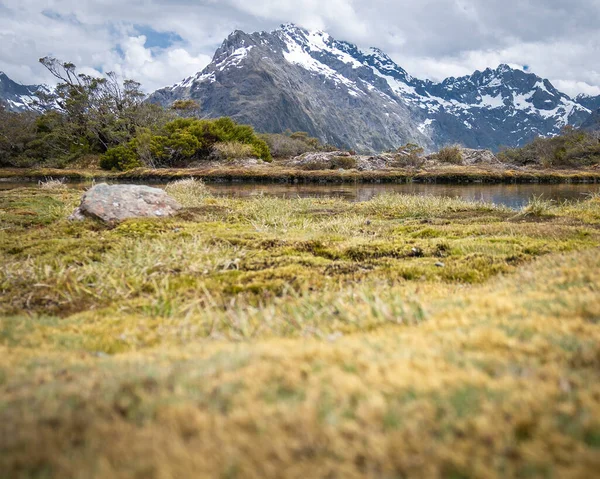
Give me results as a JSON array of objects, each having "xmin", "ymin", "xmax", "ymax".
[
  {"xmin": 149, "ymin": 24, "xmax": 600, "ymax": 153},
  {"xmin": 577, "ymin": 94, "xmax": 600, "ymax": 132},
  {"xmin": 581, "ymin": 109, "xmax": 600, "ymax": 131},
  {"xmin": 0, "ymin": 72, "xmax": 47, "ymax": 111}
]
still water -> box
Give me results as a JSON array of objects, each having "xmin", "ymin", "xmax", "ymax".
[
  {"xmin": 207, "ymin": 183, "xmax": 599, "ymax": 209},
  {"xmin": 2, "ymin": 181, "xmax": 598, "ymax": 209}
]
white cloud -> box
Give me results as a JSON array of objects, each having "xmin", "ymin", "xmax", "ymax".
[
  {"xmin": 108, "ymin": 37, "xmax": 211, "ymax": 91},
  {"xmin": 0, "ymin": 0, "xmax": 599, "ymax": 96},
  {"xmin": 554, "ymin": 81, "xmax": 600, "ymax": 98}
]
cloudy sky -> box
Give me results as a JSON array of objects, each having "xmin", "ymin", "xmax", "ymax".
[{"xmin": 1, "ymin": 0, "xmax": 599, "ymax": 96}]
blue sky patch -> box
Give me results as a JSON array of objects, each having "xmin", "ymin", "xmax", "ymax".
[{"xmin": 134, "ymin": 25, "xmax": 183, "ymax": 49}]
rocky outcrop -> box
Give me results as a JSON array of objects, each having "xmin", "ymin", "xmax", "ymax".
[
  {"xmin": 458, "ymin": 148, "xmax": 501, "ymax": 165},
  {"xmin": 286, "ymin": 150, "xmax": 410, "ymax": 171},
  {"xmin": 286, "ymin": 151, "xmax": 399, "ymax": 171},
  {"xmin": 69, "ymin": 184, "xmax": 181, "ymax": 223},
  {"xmin": 425, "ymin": 147, "xmax": 503, "ymax": 167}
]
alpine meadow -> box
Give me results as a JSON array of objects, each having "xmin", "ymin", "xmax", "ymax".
[{"xmin": 1, "ymin": 3, "xmax": 600, "ymax": 478}]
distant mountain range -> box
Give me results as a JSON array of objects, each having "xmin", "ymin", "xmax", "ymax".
[
  {"xmin": 3, "ymin": 24, "xmax": 600, "ymax": 153},
  {"xmin": 0, "ymin": 72, "xmax": 49, "ymax": 111},
  {"xmin": 148, "ymin": 24, "xmax": 600, "ymax": 153}
]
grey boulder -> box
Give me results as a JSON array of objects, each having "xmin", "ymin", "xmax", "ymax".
[{"xmin": 69, "ymin": 183, "xmax": 181, "ymax": 223}]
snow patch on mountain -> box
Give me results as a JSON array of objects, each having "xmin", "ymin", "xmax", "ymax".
[
  {"xmin": 215, "ymin": 46, "xmax": 254, "ymax": 70},
  {"xmin": 479, "ymin": 94, "xmax": 505, "ymax": 109},
  {"xmin": 418, "ymin": 118, "xmax": 435, "ymax": 134},
  {"xmin": 280, "ymin": 28, "xmax": 362, "ymax": 94},
  {"xmin": 0, "ymin": 72, "xmax": 52, "ymax": 112}
]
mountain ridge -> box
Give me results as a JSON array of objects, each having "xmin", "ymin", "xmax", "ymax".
[
  {"xmin": 0, "ymin": 72, "xmax": 47, "ymax": 112},
  {"xmin": 149, "ymin": 23, "xmax": 599, "ymax": 153}
]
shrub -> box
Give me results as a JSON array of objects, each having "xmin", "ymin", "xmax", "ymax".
[
  {"xmin": 260, "ymin": 131, "xmax": 336, "ymax": 158},
  {"xmin": 148, "ymin": 130, "xmax": 202, "ymax": 166},
  {"xmin": 497, "ymin": 128, "xmax": 600, "ymax": 168},
  {"xmin": 260, "ymin": 134, "xmax": 313, "ymax": 158},
  {"xmin": 211, "ymin": 142, "xmax": 257, "ymax": 160},
  {"xmin": 100, "ymin": 145, "xmax": 143, "ymax": 171},
  {"xmin": 154, "ymin": 117, "xmax": 271, "ymax": 165},
  {"xmin": 391, "ymin": 143, "xmax": 425, "ymax": 168},
  {"xmin": 434, "ymin": 145, "xmax": 463, "ymax": 165},
  {"xmin": 331, "ymin": 156, "xmax": 358, "ymax": 169},
  {"xmin": 99, "ymin": 117, "xmax": 272, "ymax": 170},
  {"xmin": 170, "ymin": 99, "xmax": 201, "ymax": 118}
]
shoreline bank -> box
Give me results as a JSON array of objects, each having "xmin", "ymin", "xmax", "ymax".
[{"xmin": 1, "ymin": 166, "xmax": 600, "ymax": 184}]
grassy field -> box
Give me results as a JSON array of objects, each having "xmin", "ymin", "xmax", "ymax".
[
  {"xmin": 1, "ymin": 164, "xmax": 600, "ymax": 184},
  {"xmin": 1, "ymin": 183, "xmax": 600, "ymax": 478}
]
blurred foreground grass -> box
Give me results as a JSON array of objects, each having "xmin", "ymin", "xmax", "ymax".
[{"xmin": 1, "ymin": 185, "xmax": 599, "ymax": 478}]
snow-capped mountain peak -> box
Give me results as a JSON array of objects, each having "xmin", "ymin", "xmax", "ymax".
[
  {"xmin": 140, "ymin": 24, "xmax": 600, "ymax": 152},
  {"xmin": 0, "ymin": 72, "xmax": 47, "ymax": 112}
]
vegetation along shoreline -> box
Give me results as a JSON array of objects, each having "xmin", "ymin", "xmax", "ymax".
[{"xmin": 2, "ymin": 166, "xmax": 600, "ymax": 185}]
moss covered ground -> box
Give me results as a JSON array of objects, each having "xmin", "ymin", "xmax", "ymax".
[{"xmin": 1, "ymin": 185, "xmax": 600, "ymax": 478}]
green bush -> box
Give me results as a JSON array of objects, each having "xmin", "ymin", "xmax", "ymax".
[
  {"xmin": 434, "ymin": 145, "xmax": 463, "ymax": 165},
  {"xmin": 98, "ymin": 117, "xmax": 272, "ymax": 170},
  {"xmin": 498, "ymin": 128, "xmax": 600, "ymax": 168},
  {"xmin": 151, "ymin": 117, "xmax": 271, "ymax": 165},
  {"xmin": 100, "ymin": 145, "xmax": 143, "ymax": 171}
]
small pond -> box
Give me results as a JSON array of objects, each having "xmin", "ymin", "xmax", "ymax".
[{"xmin": 2, "ymin": 181, "xmax": 599, "ymax": 209}]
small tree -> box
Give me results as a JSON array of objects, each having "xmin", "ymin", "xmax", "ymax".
[
  {"xmin": 37, "ymin": 57, "xmax": 169, "ymax": 157},
  {"xmin": 170, "ymin": 99, "xmax": 201, "ymax": 118},
  {"xmin": 434, "ymin": 145, "xmax": 463, "ymax": 165}
]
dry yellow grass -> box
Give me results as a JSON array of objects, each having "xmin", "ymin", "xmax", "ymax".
[
  {"xmin": 37, "ymin": 177, "xmax": 68, "ymax": 190},
  {"xmin": 1, "ymin": 186, "xmax": 599, "ymax": 478}
]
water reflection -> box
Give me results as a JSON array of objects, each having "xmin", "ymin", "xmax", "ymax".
[
  {"xmin": 206, "ymin": 183, "xmax": 599, "ymax": 209},
  {"xmin": 2, "ymin": 181, "xmax": 598, "ymax": 209}
]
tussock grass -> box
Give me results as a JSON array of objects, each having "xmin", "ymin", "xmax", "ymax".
[
  {"xmin": 1, "ymin": 187, "xmax": 600, "ymax": 478},
  {"xmin": 211, "ymin": 141, "xmax": 256, "ymax": 160},
  {"xmin": 520, "ymin": 194, "xmax": 556, "ymax": 217},
  {"xmin": 164, "ymin": 178, "xmax": 211, "ymax": 207},
  {"xmin": 38, "ymin": 177, "xmax": 67, "ymax": 190}
]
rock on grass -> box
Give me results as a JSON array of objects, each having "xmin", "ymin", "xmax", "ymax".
[{"xmin": 69, "ymin": 183, "xmax": 181, "ymax": 223}]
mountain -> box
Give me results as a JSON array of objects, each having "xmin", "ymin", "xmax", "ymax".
[
  {"xmin": 581, "ymin": 108, "xmax": 600, "ymax": 131},
  {"xmin": 0, "ymin": 72, "xmax": 47, "ymax": 112},
  {"xmin": 576, "ymin": 93, "xmax": 600, "ymax": 112},
  {"xmin": 149, "ymin": 24, "xmax": 595, "ymax": 153},
  {"xmin": 576, "ymin": 94, "xmax": 600, "ymax": 132}
]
